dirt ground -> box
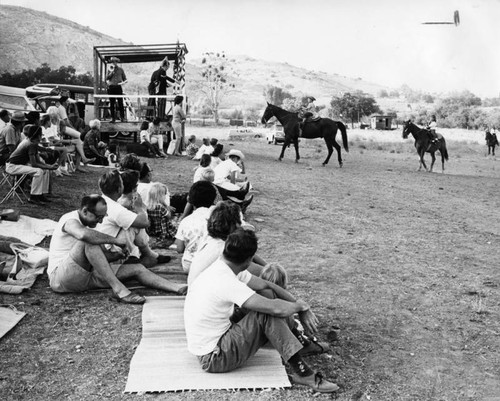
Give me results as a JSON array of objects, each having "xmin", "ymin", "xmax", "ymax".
[{"xmin": 0, "ymin": 128, "xmax": 499, "ymax": 401}]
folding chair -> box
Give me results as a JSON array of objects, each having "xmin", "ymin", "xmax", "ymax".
[{"xmin": 0, "ymin": 165, "xmax": 29, "ymax": 204}]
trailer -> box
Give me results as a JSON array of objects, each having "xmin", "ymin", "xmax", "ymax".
[{"xmin": 93, "ymin": 43, "xmax": 188, "ymax": 142}]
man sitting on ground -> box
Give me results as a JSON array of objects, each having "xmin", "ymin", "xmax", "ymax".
[
  {"xmin": 48, "ymin": 194, "xmax": 187, "ymax": 304},
  {"xmin": 96, "ymin": 170, "xmax": 171, "ymax": 268},
  {"xmin": 184, "ymin": 228, "xmax": 338, "ymax": 393}
]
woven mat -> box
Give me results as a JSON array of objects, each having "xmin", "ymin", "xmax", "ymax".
[
  {"xmin": 124, "ymin": 296, "xmax": 291, "ymax": 393},
  {"xmin": 0, "ymin": 305, "xmax": 26, "ymax": 340}
]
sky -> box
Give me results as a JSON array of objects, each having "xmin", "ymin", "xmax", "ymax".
[{"xmin": 2, "ymin": 0, "xmax": 500, "ymax": 97}]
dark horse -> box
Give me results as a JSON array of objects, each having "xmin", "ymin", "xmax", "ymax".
[
  {"xmin": 261, "ymin": 102, "xmax": 348, "ymax": 167},
  {"xmin": 402, "ymin": 120, "xmax": 449, "ymax": 173},
  {"xmin": 485, "ymin": 131, "xmax": 499, "ymax": 155}
]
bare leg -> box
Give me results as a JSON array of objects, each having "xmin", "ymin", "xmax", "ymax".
[
  {"xmin": 115, "ymin": 263, "xmax": 186, "ymax": 294},
  {"xmin": 69, "ymin": 241, "xmax": 131, "ymax": 298}
]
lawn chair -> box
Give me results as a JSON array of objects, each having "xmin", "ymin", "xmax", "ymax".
[{"xmin": 0, "ymin": 164, "xmax": 29, "ymax": 204}]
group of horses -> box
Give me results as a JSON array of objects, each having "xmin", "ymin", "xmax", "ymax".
[{"xmin": 260, "ymin": 103, "xmax": 452, "ymax": 172}]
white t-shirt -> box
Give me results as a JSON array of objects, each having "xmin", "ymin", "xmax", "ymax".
[
  {"xmin": 213, "ymin": 159, "xmax": 241, "ymax": 186},
  {"xmin": 188, "ymin": 236, "xmax": 225, "ymax": 286},
  {"xmin": 193, "ymin": 166, "xmax": 210, "ymax": 183},
  {"xmin": 96, "ymin": 194, "xmax": 137, "ymax": 238},
  {"xmin": 175, "ymin": 207, "xmax": 211, "ymax": 271},
  {"xmin": 193, "ymin": 144, "xmax": 214, "ymax": 160},
  {"xmin": 184, "ymin": 259, "xmax": 254, "ymax": 356},
  {"xmin": 48, "ymin": 210, "xmax": 82, "ymax": 274}
]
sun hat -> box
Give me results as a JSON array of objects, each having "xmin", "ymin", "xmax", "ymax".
[
  {"xmin": 227, "ymin": 149, "xmax": 245, "ymax": 160},
  {"xmin": 10, "ymin": 111, "xmax": 28, "ymax": 122}
]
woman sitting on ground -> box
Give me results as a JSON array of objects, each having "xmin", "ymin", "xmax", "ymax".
[
  {"xmin": 187, "ymin": 201, "xmax": 266, "ymax": 286},
  {"xmin": 47, "ymin": 106, "xmax": 94, "ymax": 172},
  {"xmin": 149, "ymin": 118, "xmax": 167, "ymax": 157},
  {"xmin": 37, "ymin": 116, "xmax": 70, "ymax": 176},
  {"xmin": 83, "ymin": 119, "xmax": 108, "ymax": 165},
  {"xmin": 139, "ymin": 120, "xmax": 163, "ymax": 158}
]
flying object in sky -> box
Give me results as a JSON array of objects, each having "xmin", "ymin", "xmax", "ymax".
[{"xmin": 422, "ymin": 10, "xmax": 460, "ymax": 26}]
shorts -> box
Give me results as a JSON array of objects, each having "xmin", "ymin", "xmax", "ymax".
[{"xmin": 49, "ymin": 255, "xmax": 121, "ymax": 293}]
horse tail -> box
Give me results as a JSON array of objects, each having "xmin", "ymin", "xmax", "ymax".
[
  {"xmin": 441, "ymin": 139, "xmax": 449, "ymax": 160},
  {"xmin": 338, "ymin": 121, "xmax": 349, "ymax": 152}
]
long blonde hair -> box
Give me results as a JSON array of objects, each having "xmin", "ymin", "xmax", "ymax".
[
  {"xmin": 146, "ymin": 182, "xmax": 169, "ymax": 209},
  {"xmin": 260, "ymin": 263, "xmax": 288, "ymax": 289}
]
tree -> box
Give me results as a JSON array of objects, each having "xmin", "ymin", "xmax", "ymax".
[
  {"xmin": 0, "ymin": 63, "xmax": 93, "ymax": 88},
  {"xmin": 195, "ymin": 51, "xmax": 237, "ymax": 124},
  {"xmin": 330, "ymin": 91, "xmax": 381, "ymax": 128},
  {"xmin": 378, "ymin": 89, "xmax": 389, "ymax": 98},
  {"xmin": 263, "ymin": 85, "xmax": 293, "ymax": 106}
]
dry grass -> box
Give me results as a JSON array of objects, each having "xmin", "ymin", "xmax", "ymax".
[{"xmin": 1, "ymin": 128, "xmax": 499, "ymax": 400}]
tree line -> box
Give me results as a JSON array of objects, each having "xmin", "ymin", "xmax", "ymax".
[
  {"xmin": 0, "ymin": 63, "xmax": 93, "ymax": 88},
  {"xmin": 263, "ymin": 84, "xmax": 500, "ymax": 130}
]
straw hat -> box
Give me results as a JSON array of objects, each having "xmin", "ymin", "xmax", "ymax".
[
  {"xmin": 110, "ymin": 57, "xmax": 120, "ymax": 63},
  {"xmin": 11, "ymin": 111, "xmax": 28, "ymax": 122},
  {"xmin": 226, "ymin": 149, "xmax": 245, "ymax": 160}
]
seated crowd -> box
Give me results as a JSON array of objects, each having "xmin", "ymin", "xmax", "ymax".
[{"xmin": 0, "ymin": 103, "xmax": 339, "ymax": 393}]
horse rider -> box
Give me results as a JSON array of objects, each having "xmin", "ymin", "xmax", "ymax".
[
  {"xmin": 299, "ymin": 96, "xmax": 317, "ymax": 135},
  {"xmin": 426, "ymin": 115, "xmax": 439, "ymax": 145}
]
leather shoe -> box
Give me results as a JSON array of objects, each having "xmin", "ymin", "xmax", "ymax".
[
  {"xmin": 110, "ymin": 292, "xmax": 146, "ymax": 305},
  {"xmin": 289, "ymin": 372, "xmax": 339, "ymax": 393},
  {"xmin": 297, "ymin": 339, "xmax": 330, "ymax": 357},
  {"xmin": 156, "ymin": 255, "xmax": 172, "ymax": 264}
]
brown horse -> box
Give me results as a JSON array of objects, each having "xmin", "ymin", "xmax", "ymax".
[
  {"xmin": 261, "ymin": 103, "xmax": 348, "ymax": 167},
  {"xmin": 402, "ymin": 120, "xmax": 449, "ymax": 172}
]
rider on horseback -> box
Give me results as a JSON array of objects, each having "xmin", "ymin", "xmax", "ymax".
[
  {"xmin": 299, "ymin": 96, "xmax": 318, "ymax": 136},
  {"xmin": 426, "ymin": 115, "xmax": 439, "ymax": 146}
]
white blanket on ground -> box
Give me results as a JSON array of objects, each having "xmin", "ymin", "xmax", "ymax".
[{"xmin": 0, "ymin": 216, "xmax": 57, "ymax": 245}]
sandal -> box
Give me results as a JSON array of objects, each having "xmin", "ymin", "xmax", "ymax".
[
  {"xmin": 298, "ymin": 337, "xmax": 331, "ymax": 357},
  {"xmin": 110, "ymin": 292, "xmax": 146, "ymax": 305}
]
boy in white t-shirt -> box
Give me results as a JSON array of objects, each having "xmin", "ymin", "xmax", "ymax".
[{"xmin": 174, "ymin": 181, "xmax": 217, "ymax": 272}]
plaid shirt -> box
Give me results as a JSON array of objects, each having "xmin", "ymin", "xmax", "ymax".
[
  {"xmin": 147, "ymin": 205, "xmax": 176, "ymax": 239},
  {"xmin": 186, "ymin": 143, "xmax": 199, "ymax": 158}
]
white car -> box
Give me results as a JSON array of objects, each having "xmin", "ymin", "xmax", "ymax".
[{"xmin": 266, "ymin": 124, "xmax": 285, "ymax": 145}]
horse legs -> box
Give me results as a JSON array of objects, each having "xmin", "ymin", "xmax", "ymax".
[
  {"xmin": 293, "ymin": 138, "xmax": 300, "ymax": 163},
  {"xmin": 322, "ymin": 139, "xmax": 337, "ymax": 167},
  {"xmin": 418, "ymin": 148, "xmax": 428, "ymax": 171},
  {"xmin": 278, "ymin": 140, "xmax": 289, "ymax": 161},
  {"xmin": 429, "ymin": 152, "xmax": 436, "ymax": 173},
  {"xmin": 440, "ymin": 151, "xmax": 445, "ymax": 172}
]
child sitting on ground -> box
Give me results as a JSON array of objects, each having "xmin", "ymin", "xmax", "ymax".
[
  {"xmin": 185, "ymin": 135, "xmax": 199, "ymax": 158},
  {"xmin": 145, "ymin": 182, "xmax": 177, "ymax": 246},
  {"xmin": 105, "ymin": 143, "xmax": 119, "ymax": 167},
  {"xmin": 193, "ymin": 154, "xmax": 212, "ymax": 183}
]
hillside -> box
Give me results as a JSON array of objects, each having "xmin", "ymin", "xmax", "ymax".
[{"xmin": 0, "ymin": 4, "xmax": 393, "ymax": 110}]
